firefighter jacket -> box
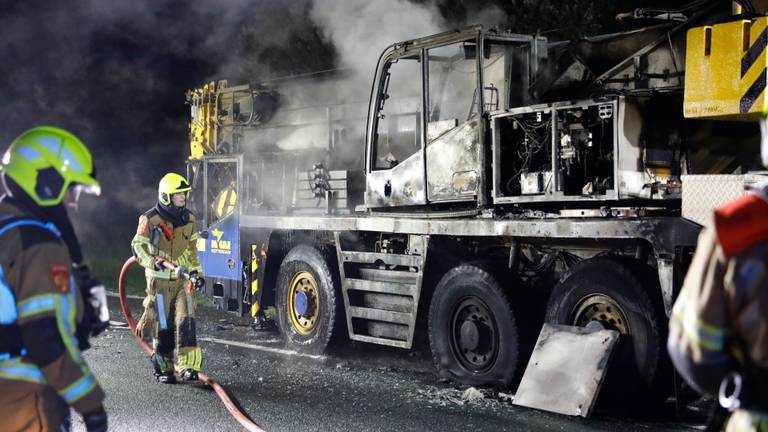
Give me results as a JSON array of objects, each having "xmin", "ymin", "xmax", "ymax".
[
  {"xmin": 131, "ymin": 206, "xmax": 202, "ymax": 279},
  {"xmin": 668, "ymin": 189, "xmax": 768, "ymax": 431},
  {"xmin": 0, "ymin": 200, "xmax": 105, "ymax": 415}
]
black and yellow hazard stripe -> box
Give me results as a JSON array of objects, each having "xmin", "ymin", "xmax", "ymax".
[
  {"xmin": 250, "ymin": 244, "xmax": 261, "ymax": 317},
  {"xmin": 741, "ymin": 20, "xmax": 768, "ymax": 113}
]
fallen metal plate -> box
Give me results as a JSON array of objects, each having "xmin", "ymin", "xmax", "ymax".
[{"xmin": 512, "ymin": 323, "xmax": 619, "ymax": 418}]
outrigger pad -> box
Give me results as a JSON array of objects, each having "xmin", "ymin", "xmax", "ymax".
[{"xmin": 512, "ymin": 323, "xmax": 619, "ymax": 418}]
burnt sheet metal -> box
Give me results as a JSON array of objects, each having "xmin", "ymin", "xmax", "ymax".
[
  {"xmin": 513, "ymin": 323, "xmax": 620, "ymax": 418},
  {"xmin": 366, "ymin": 152, "xmax": 426, "ymax": 207},
  {"xmin": 239, "ymin": 214, "xmax": 700, "ymax": 258},
  {"xmin": 426, "ymin": 118, "xmax": 481, "ymax": 202}
]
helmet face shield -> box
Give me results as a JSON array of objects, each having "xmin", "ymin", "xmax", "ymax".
[
  {"xmin": 65, "ymin": 184, "xmax": 102, "ymax": 209},
  {"xmin": 75, "ymin": 184, "xmax": 102, "ymax": 197}
]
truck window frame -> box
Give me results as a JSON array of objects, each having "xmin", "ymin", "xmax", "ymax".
[{"xmin": 369, "ymin": 51, "xmax": 425, "ymax": 172}]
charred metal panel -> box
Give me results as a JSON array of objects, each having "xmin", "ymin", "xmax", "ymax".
[
  {"xmin": 514, "ymin": 324, "xmax": 620, "ymax": 418},
  {"xmin": 245, "ymin": 214, "xmax": 700, "ymax": 256},
  {"xmin": 366, "ymin": 152, "xmax": 426, "ymax": 207},
  {"xmin": 426, "ymin": 118, "xmax": 481, "ymax": 202}
]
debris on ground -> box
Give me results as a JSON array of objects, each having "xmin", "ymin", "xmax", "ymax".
[
  {"xmin": 462, "ymin": 387, "xmax": 484, "ymax": 402},
  {"xmin": 415, "ymin": 386, "xmax": 498, "ymax": 407},
  {"xmin": 498, "ymin": 392, "xmax": 514, "ymax": 403}
]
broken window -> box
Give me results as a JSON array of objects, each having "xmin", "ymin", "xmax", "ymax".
[
  {"xmin": 372, "ymin": 54, "xmax": 422, "ymax": 170},
  {"xmin": 426, "ymin": 42, "xmax": 478, "ymax": 143}
]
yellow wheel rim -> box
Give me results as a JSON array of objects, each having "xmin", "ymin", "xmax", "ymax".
[{"xmin": 288, "ymin": 271, "xmax": 320, "ymax": 336}]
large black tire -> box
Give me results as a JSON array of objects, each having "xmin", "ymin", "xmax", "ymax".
[
  {"xmin": 428, "ymin": 264, "xmax": 519, "ymax": 388},
  {"xmin": 276, "ymin": 244, "xmax": 340, "ymax": 354},
  {"xmin": 544, "ymin": 256, "xmax": 665, "ymax": 403}
]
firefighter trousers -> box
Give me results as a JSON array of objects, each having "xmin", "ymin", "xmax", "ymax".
[{"xmin": 137, "ymin": 277, "xmax": 202, "ymax": 373}]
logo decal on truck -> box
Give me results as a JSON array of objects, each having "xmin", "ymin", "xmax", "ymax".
[{"xmin": 210, "ymin": 228, "xmax": 232, "ymax": 254}]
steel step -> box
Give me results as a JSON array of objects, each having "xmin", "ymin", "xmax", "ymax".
[
  {"xmin": 347, "ymin": 306, "xmax": 412, "ymax": 325},
  {"xmin": 339, "ymin": 251, "xmax": 423, "ymax": 268},
  {"xmin": 334, "ymin": 233, "xmax": 428, "ymax": 349},
  {"xmin": 344, "ymin": 278, "xmax": 417, "ymax": 297},
  {"xmin": 357, "ymin": 267, "xmax": 419, "ymax": 284}
]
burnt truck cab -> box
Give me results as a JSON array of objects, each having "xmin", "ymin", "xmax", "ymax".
[
  {"xmin": 363, "ymin": 25, "xmax": 693, "ymax": 212},
  {"xmin": 366, "ymin": 27, "xmax": 540, "ymax": 209}
]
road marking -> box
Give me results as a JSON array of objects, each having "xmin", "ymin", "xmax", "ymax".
[{"xmin": 199, "ymin": 336, "xmax": 326, "ymax": 360}]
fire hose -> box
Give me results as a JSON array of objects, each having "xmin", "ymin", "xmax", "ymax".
[{"xmin": 118, "ymin": 257, "xmax": 266, "ymax": 432}]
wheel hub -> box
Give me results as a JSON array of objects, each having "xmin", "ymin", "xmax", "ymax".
[
  {"xmin": 459, "ymin": 320, "xmax": 480, "ymax": 351},
  {"xmin": 572, "ymin": 294, "xmax": 630, "ymax": 335},
  {"xmin": 288, "ymin": 271, "xmax": 319, "ymax": 336},
  {"xmin": 451, "ymin": 297, "xmax": 497, "ymax": 372},
  {"xmin": 294, "ymin": 291, "xmax": 309, "ymax": 316}
]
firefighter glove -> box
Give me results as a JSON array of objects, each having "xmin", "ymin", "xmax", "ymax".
[
  {"xmin": 82, "ymin": 406, "xmax": 108, "ymax": 432},
  {"xmin": 175, "ymin": 265, "xmax": 189, "ymax": 279},
  {"xmin": 194, "ymin": 276, "xmax": 205, "ymax": 291},
  {"xmin": 154, "ymin": 258, "xmax": 168, "ymax": 271},
  {"xmin": 87, "ymin": 283, "xmax": 110, "ymax": 337},
  {"xmin": 73, "ymin": 263, "xmax": 110, "ymax": 338}
]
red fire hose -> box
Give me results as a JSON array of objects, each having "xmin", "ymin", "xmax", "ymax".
[{"xmin": 118, "ymin": 257, "xmax": 266, "ymax": 432}]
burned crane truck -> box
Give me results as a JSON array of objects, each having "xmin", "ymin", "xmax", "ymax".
[{"xmin": 186, "ymin": 2, "xmax": 766, "ymax": 398}]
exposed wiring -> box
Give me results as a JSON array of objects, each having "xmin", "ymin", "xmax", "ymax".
[{"xmin": 505, "ymin": 117, "xmax": 552, "ymax": 194}]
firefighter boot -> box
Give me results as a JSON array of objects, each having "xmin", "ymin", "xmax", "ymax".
[
  {"xmin": 178, "ymin": 346, "xmax": 202, "ymax": 382},
  {"xmin": 181, "ymin": 369, "xmax": 198, "ymax": 382},
  {"xmin": 151, "ymin": 353, "xmax": 176, "ymax": 384}
]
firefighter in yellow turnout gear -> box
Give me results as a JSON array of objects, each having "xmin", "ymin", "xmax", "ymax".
[
  {"xmin": 0, "ymin": 127, "xmax": 108, "ymax": 431},
  {"xmin": 132, "ymin": 173, "xmax": 205, "ymax": 383}
]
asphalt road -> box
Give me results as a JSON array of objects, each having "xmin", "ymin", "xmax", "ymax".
[{"xmin": 71, "ymin": 295, "xmax": 704, "ymax": 432}]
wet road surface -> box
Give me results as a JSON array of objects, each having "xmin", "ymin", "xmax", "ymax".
[{"xmin": 73, "ymin": 295, "xmax": 704, "ymax": 431}]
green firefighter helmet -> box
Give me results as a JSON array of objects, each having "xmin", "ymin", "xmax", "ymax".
[
  {"xmin": 158, "ymin": 172, "xmax": 191, "ymax": 205},
  {"xmin": 2, "ymin": 126, "xmax": 99, "ymax": 207}
]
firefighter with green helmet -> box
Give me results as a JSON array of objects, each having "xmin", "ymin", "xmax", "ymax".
[
  {"xmin": 0, "ymin": 126, "xmax": 108, "ymax": 431},
  {"xmin": 132, "ymin": 172, "xmax": 205, "ymax": 383}
]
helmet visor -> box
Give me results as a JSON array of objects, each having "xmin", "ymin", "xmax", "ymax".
[{"xmin": 74, "ymin": 184, "xmax": 102, "ymax": 197}]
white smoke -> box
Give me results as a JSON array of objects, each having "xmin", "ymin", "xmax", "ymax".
[
  {"xmin": 309, "ymin": 0, "xmax": 446, "ymax": 87},
  {"xmin": 236, "ymin": 0, "xmax": 510, "ymax": 171},
  {"xmin": 245, "ymin": 0, "xmax": 449, "ymax": 157}
]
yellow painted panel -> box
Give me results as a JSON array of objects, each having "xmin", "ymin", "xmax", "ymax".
[{"xmin": 684, "ymin": 18, "xmax": 768, "ymax": 120}]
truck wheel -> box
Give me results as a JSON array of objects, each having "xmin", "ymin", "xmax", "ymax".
[
  {"xmin": 276, "ymin": 244, "xmax": 340, "ymax": 354},
  {"xmin": 428, "ymin": 264, "xmax": 519, "ymax": 388},
  {"xmin": 544, "ymin": 256, "xmax": 664, "ymax": 402}
]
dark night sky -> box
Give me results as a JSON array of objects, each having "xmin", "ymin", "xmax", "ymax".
[{"xmin": 0, "ymin": 0, "xmax": 693, "ymax": 251}]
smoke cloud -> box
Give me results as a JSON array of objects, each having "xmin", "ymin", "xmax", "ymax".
[{"xmin": 310, "ymin": 0, "xmax": 445, "ymax": 87}]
